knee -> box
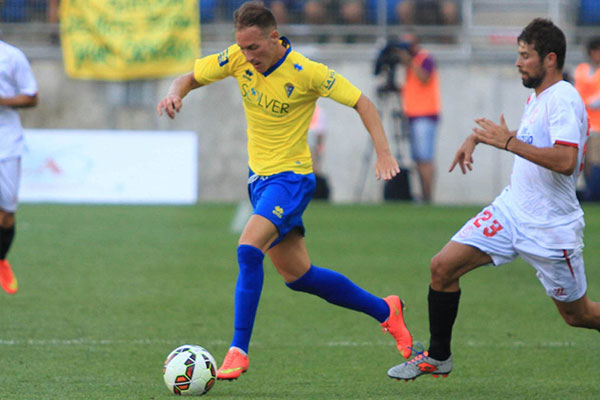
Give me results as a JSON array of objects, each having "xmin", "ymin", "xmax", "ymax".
[
  {"xmin": 0, "ymin": 211, "xmax": 15, "ymax": 228},
  {"xmin": 237, "ymin": 244, "xmax": 264, "ymax": 273},
  {"xmin": 429, "ymin": 253, "xmax": 453, "ymax": 287}
]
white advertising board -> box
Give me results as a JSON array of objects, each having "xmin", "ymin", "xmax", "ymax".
[{"xmin": 20, "ymin": 129, "xmax": 198, "ymax": 204}]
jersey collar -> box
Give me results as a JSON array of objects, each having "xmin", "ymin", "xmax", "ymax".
[{"xmin": 262, "ymin": 36, "xmax": 291, "ymax": 77}]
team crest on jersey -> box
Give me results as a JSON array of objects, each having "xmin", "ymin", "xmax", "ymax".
[
  {"xmin": 218, "ymin": 49, "xmax": 229, "ymax": 67},
  {"xmin": 294, "ymin": 63, "xmax": 303, "ymax": 71},
  {"xmin": 285, "ymin": 83, "xmax": 295, "ymax": 97},
  {"xmin": 324, "ymin": 70, "xmax": 336, "ymax": 90}
]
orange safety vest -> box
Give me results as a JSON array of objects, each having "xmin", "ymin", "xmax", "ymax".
[
  {"xmin": 574, "ymin": 62, "xmax": 600, "ymax": 132},
  {"xmin": 401, "ymin": 49, "xmax": 441, "ymax": 118}
]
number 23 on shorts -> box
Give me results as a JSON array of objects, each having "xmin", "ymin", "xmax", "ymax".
[{"xmin": 472, "ymin": 210, "xmax": 503, "ymax": 238}]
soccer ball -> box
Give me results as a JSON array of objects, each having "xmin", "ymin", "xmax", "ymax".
[{"xmin": 163, "ymin": 345, "xmax": 217, "ymax": 396}]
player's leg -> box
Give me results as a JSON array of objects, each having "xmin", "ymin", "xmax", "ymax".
[
  {"xmin": 523, "ymin": 246, "xmax": 600, "ymax": 330},
  {"xmin": 388, "ymin": 240, "xmax": 491, "ymax": 380},
  {"xmin": 0, "ymin": 210, "xmax": 16, "ymax": 257},
  {"xmin": 553, "ymin": 295, "xmax": 600, "ymax": 330},
  {"xmin": 217, "ymin": 214, "xmax": 278, "ymax": 380},
  {"xmin": 428, "ymin": 240, "xmax": 492, "ymax": 354},
  {"xmin": 0, "ymin": 158, "xmax": 20, "ymax": 295},
  {"xmin": 269, "ymin": 229, "xmax": 412, "ymax": 358},
  {"xmin": 389, "ymin": 204, "xmax": 516, "ymax": 380},
  {"xmin": 219, "ymin": 169, "xmax": 313, "ymax": 380},
  {"xmin": 409, "ymin": 118, "xmax": 437, "ymax": 203}
]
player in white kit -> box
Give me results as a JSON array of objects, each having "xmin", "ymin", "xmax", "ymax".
[
  {"xmin": 0, "ymin": 39, "xmax": 39, "ymax": 294},
  {"xmin": 388, "ymin": 18, "xmax": 600, "ymax": 380}
]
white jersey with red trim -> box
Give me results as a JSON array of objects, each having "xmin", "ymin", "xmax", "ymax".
[
  {"xmin": 493, "ymin": 80, "xmax": 588, "ymax": 249},
  {"xmin": 0, "ymin": 40, "xmax": 38, "ymax": 159}
]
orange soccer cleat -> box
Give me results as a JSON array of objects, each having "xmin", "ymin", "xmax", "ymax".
[
  {"xmin": 0, "ymin": 259, "xmax": 18, "ymax": 295},
  {"xmin": 216, "ymin": 347, "xmax": 249, "ymax": 380},
  {"xmin": 380, "ymin": 295, "xmax": 412, "ymax": 358}
]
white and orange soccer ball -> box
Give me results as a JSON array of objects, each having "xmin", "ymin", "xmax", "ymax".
[{"xmin": 163, "ymin": 345, "xmax": 217, "ymax": 396}]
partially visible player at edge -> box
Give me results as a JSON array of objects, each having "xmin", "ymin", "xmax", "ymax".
[
  {"xmin": 0, "ymin": 39, "xmax": 39, "ymax": 295},
  {"xmin": 157, "ymin": 1, "xmax": 412, "ymax": 381},
  {"xmin": 388, "ymin": 18, "xmax": 600, "ymax": 381}
]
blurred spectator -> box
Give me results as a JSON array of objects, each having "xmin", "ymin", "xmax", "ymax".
[
  {"xmin": 365, "ymin": 0, "xmax": 458, "ymax": 26},
  {"xmin": 304, "ymin": 0, "xmax": 328, "ymax": 24},
  {"xmin": 397, "ymin": 33, "xmax": 441, "ymax": 203},
  {"xmin": 398, "ymin": 0, "xmax": 458, "ymax": 25},
  {"xmin": 47, "ymin": 0, "xmax": 59, "ymax": 23},
  {"xmin": 575, "ymin": 37, "xmax": 600, "ymax": 201},
  {"xmin": 339, "ymin": 0, "xmax": 365, "ymax": 25},
  {"xmin": 578, "ymin": 0, "xmax": 600, "ymax": 25},
  {"xmin": 267, "ymin": 1, "xmax": 306, "ymax": 24}
]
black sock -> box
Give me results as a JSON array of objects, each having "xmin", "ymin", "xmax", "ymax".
[
  {"xmin": 0, "ymin": 225, "xmax": 15, "ymax": 260},
  {"xmin": 427, "ymin": 286, "xmax": 461, "ymax": 361}
]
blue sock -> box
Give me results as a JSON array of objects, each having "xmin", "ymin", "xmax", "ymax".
[
  {"xmin": 231, "ymin": 244, "xmax": 264, "ymax": 354},
  {"xmin": 286, "ymin": 265, "xmax": 389, "ymax": 323}
]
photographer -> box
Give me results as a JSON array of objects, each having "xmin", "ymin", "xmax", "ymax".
[{"xmin": 376, "ymin": 34, "xmax": 441, "ymax": 203}]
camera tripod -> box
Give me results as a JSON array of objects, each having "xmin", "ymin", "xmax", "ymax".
[{"xmin": 354, "ymin": 88, "xmax": 413, "ymax": 202}]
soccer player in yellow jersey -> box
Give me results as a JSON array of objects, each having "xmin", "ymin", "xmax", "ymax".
[{"xmin": 157, "ymin": 1, "xmax": 412, "ymax": 380}]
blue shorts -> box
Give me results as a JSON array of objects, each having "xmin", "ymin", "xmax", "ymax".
[
  {"xmin": 247, "ymin": 169, "xmax": 316, "ymax": 247},
  {"xmin": 409, "ymin": 117, "xmax": 438, "ymax": 162}
]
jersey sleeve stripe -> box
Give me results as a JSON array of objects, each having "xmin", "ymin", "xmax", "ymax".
[{"xmin": 554, "ymin": 140, "xmax": 578, "ymax": 148}]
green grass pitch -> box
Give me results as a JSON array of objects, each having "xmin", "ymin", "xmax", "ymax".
[{"xmin": 1, "ymin": 202, "xmax": 599, "ymax": 399}]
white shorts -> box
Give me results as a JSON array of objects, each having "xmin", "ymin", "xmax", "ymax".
[
  {"xmin": 0, "ymin": 157, "xmax": 21, "ymax": 213},
  {"xmin": 451, "ymin": 204, "xmax": 587, "ymax": 302}
]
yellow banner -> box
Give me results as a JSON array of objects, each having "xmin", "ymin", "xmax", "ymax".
[{"xmin": 60, "ymin": 0, "xmax": 200, "ymax": 80}]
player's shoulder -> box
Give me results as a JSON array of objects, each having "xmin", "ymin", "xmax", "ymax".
[
  {"xmin": 553, "ymin": 80, "xmax": 583, "ymax": 101},
  {"xmin": 0, "ymin": 40, "xmax": 25, "ymax": 59},
  {"xmin": 286, "ymin": 50, "xmax": 329, "ymax": 82},
  {"xmin": 215, "ymin": 43, "xmax": 245, "ymax": 65},
  {"xmin": 0, "ymin": 41, "xmax": 30, "ymax": 71},
  {"xmin": 546, "ymin": 81, "xmax": 586, "ymax": 114}
]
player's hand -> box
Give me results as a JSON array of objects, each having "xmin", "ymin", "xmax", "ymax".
[
  {"xmin": 157, "ymin": 95, "xmax": 183, "ymax": 119},
  {"xmin": 472, "ymin": 114, "xmax": 511, "ymax": 149},
  {"xmin": 449, "ymin": 134, "xmax": 477, "ymax": 174},
  {"xmin": 375, "ymin": 153, "xmax": 401, "ymax": 181}
]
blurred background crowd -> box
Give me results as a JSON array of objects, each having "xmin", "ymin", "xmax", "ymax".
[{"xmin": 1, "ymin": 1, "xmax": 598, "ymax": 30}]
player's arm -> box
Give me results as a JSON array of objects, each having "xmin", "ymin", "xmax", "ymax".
[
  {"xmin": 157, "ymin": 72, "xmax": 203, "ymax": 119},
  {"xmin": 0, "ymin": 93, "xmax": 38, "ymax": 108},
  {"xmin": 503, "ymin": 137, "xmax": 578, "ymax": 175},
  {"xmin": 473, "ymin": 114, "xmax": 578, "ymax": 175},
  {"xmin": 353, "ymin": 94, "xmax": 400, "ymax": 180}
]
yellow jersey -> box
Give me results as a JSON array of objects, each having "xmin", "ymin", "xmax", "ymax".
[{"xmin": 193, "ymin": 37, "xmax": 362, "ymax": 175}]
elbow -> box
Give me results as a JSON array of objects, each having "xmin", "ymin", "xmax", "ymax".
[
  {"xmin": 26, "ymin": 94, "xmax": 38, "ymax": 108},
  {"xmin": 353, "ymin": 94, "xmax": 367, "ymax": 111},
  {"xmin": 555, "ymin": 160, "xmax": 576, "ymax": 176}
]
